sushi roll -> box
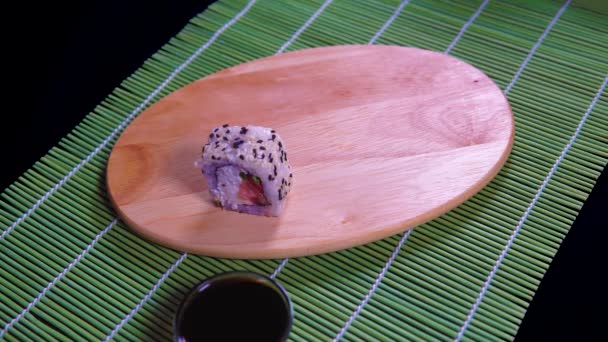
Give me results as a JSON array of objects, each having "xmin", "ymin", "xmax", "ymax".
[{"xmin": 195, "ymin": 124, "xmax": 293, "ymax": 217}]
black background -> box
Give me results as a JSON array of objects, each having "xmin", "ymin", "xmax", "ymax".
[{"xmin": 4, "ymin": 1, "xmax": 606, "ymax": 340}]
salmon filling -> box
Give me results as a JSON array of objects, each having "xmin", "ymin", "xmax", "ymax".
[{"xmin": 238, "ymin": 173, "xmax": 269, "ymax": 206}]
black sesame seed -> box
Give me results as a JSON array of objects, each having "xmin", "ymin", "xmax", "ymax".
[
  {"xmin": 289, "ymin": 173, "xmax": 293, "ymax": 178},
  {"xmin": 221, "ymin": 183, "xmax": 226, "ymax": 187},
  {"xmin": 211, "ymin": 156, "xmax": 216, "ymax": 160},
  {"xmin": 278, "ymin": 141, "xmax": 283, "ymax": 148},
  {"xmin": 260, "ymin": 146, "xmax": 266, "ymax": 150},
  {"xmin": 257, "ymin": 140, "xmax": 263, "ymax": 144},
  {"xmin": 271, "ymin": 130, "xmax": 276, "ymax": 133},
  {"xmin": 268, "ymin": 175, "xmax": 272, "ymax": 181},
  {"xmin": 239, "ymin": 155, "xmax": 244, "ymax": 160},
  {"xmin": 273, "ymin": 165, "xmax": 277, "ymax": 176},
  {"xmin": 216, "ymin": 134, "xmax": 220, "ymax": 138},
  {"xmin": 261, "ymin": 153, "xmax": 265, "ymax": 159},
  {"xmin": 209, "ymin": 133, "xmax": 213, "ymax": 139},
  {"xmin": 226, "ymin": 129, "xmax": 230, "ymax": 134},
  {"xmin": 271, "ymin": 134, "xmax": 276, "ymax": 141},
  {"xmin": 222, "ymin": 147, "xmax": 226, "ymax": 151},
  {"xmin": 240, "ymin": 127, "xmax": 248, "ymax": 134},
  {"xmin": 233, "ymin": 140, "xmax": 245, "ymax": 149},
  {"xmin": 253, "ymin": 149, "xmax": 257, "ymax": 157},
  {"xmin": 222, "ymin": 124, "xmax": 229, "ymax": 128},
  {"xmin": 284, "ymin": 152, "xmax": 288, "ymax": 161},
  {"xmin": 278, "ymin": 190, "xmax": 282, "ymax": 200},
  {"xmin": 223, "ymin": 137, "xmax": 228, "ymax": 141}
]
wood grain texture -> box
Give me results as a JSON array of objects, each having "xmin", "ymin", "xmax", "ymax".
[{"xmin": 107, "ymin": 45, "xmax": 514, "ymax": 259}]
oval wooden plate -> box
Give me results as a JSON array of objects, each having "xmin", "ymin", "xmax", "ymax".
[{"xmin": 107, "ymin": 45, "xmax": 514, "ymax": 259}]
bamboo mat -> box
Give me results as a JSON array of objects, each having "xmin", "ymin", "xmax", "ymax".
[{"xmin": 1, "ymin": 0, "xmax": 607, "ymax": 340}]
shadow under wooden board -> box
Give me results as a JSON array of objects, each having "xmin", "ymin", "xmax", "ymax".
[{"xmin": 107, "ymin": 45, "xmax": 514, "ymax": 259}]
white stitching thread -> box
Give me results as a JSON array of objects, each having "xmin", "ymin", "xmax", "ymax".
[
  {"xmin": 454, "ymin": 2, "xmax": 576, "ymax": 340},
  {"xmin": 444, "ymin": 0, "xmax": 490, "ymax": 54},
  {"xmin": 104, "ymin": 253, "xmax": 189, "ymax": 342},
  {"xmin": 368, "ymin": 0, "xmax": 411, "ymax": 45},
  {"xmin": 333, "ymin": 230, "xmax": 412, "ymax": 342},
  {"xmin": 455, "ymin": 74, "xmax": 606, "ymax": 341},
  {"xmin": 0, "ymin": 219, "xmax": 118, "ymax": 338},
  {"xmin": 271, "ymin": 258, "xmax": 290, "ymax": 279},
  {"xmin": 276, "ymin": 0, "xmax": 334, "ymax": 54},
  {"xmin": 331, "ymin": 1, "xmax": 491, "ymax": 338},
  {"xmin": 0, "ymin": 0, "xmax": 258, "ymax": 241},
  {"xmin": 504, "ymin": 0, "xmax": 572, "ymax": 95},
  {"xmin": 102, "ymin": 1, "xmax": 335, "ymax": 338}
]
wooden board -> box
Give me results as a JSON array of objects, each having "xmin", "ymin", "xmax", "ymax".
[{"xmin": 107, "ymin": 45, "xmax": 514, "ymax": 259}]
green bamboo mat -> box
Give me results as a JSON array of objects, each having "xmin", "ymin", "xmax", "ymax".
[{"xmin": 1, "ymin": 0, "xmax": 607, "ymax": 340}]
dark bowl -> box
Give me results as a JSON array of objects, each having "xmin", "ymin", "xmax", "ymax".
[{"xmin": 173, "ymin": 271, "xmax": 293, "ymax": 342}]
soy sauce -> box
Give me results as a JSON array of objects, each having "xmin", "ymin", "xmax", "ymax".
[{"xmin": 175, "ymin": 273, "xmax": 292, "ymax": 342}]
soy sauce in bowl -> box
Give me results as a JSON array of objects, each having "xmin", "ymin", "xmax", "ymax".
[{"xmin": 174, "ymin": 271, "xmax": 293, "ymax": 342}]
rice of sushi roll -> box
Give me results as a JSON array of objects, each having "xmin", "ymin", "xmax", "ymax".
[{"xmin": 195, "ymin": 124, "xmax": 293, "ymax": 217}]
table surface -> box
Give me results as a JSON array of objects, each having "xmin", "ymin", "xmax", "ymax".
[{"xmin": 4, "ymin": 0, "xmax": 606, "ymax": 340}]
